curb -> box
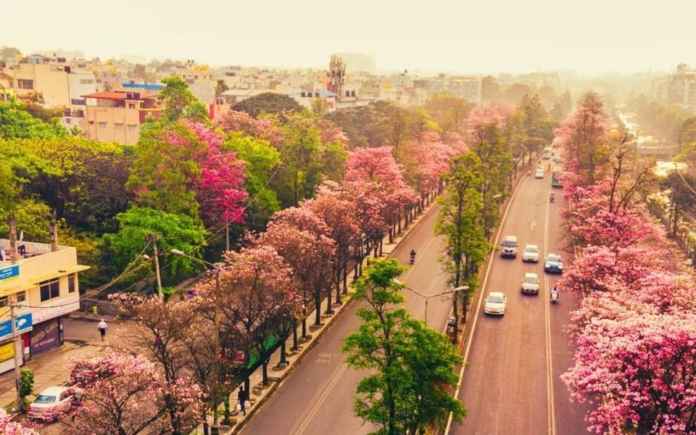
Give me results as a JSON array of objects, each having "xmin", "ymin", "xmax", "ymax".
[{"xmin": 226, "ymin": 198, "xmax": 440, "ymax": 435}]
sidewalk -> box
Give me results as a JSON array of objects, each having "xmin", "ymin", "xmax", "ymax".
[{"xmin": 0, "ymin": 318, "xmax": 132, "ymax": 411}]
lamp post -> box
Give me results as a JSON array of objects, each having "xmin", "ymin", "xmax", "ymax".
[{"xmin": 395, "ymin": 280, "xmax": 468, "ymax": 326}]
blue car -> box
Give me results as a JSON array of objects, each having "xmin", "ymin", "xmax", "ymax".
[{"xmin": 544, "ymin": 253, "xmax": 563, "ymax": 274}]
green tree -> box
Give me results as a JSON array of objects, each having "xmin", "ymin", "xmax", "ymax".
[
  {"xmin": 224, "ymin": 132, "xmax": 281, "ymax": 228},
  {"xmin": 0, "ymin": 101, "xmax": 67, "ymax": 139},
  {"xmin": 159, "ymin": 76, "xmax": 208, "ymax": 122},
  {"xmin": 471, "ymin": 125, "xmax": 514, "ymax": 237},
  {"xmin": 271, "ymin": 113, "xmax": 346, "ymax": 207},
  {"xmin": 101, "ymin": 207, "xmax": 207, "ymax": 286},
  {"xmin": 343, "ymin": 259, "xmax": 465, "ymax": 435},
  {"xmin": 18, "ymin": 368, "xmax": 34, "ymax": 413},
  {"xmin": 232, "ymin": 92, "xmax": 302, "ymax": 118},
  {"xmin": 423, "ymin": 93, "xmax": 472, "ymax": 134},
  {"xmin": 127, "ymin": 121, "xmax": 208, "ymax": 218},
  {"xmin": 436, "ymin": 152, "xmax": 489, "ymax": 322}
]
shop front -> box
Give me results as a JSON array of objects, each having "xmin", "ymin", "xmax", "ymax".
[
  {"xmin": 0, "ymin": 312, "xmax": 33, "ymax": 374},
  {"xmin": 30, "ymin": 317, "xmax": 64, "ymax": 356}
]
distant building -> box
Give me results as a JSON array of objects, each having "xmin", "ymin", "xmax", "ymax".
[
  {"xmin": 334, "ymin": 52, "xmax": 376, "ymax": 75},
  {"xmin": 656, "ymin": 64, "xmax": 696, "ymax": 109},
  {"xmin": 82, "ymin": 90, "xmax": 160, "ymax": 145},
  {"xmin": 0, "ymin": 235, "xmax": 89, "ymax": 373},
  {"xmin": 62, "ymin": 70, "xmax": 98, "ymax": 131},
  {"xmin": 448, "ymin": 76, "xmax": 482, "ymax": 105}
]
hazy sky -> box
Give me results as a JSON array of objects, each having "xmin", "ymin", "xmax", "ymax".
[{"xmin": 3, "ymin": 0, "xmax": 696, "ymax": 74}]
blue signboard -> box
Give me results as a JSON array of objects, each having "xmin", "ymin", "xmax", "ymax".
[
  {"xmin": 0, "ymin": 264, "xmax": 19, "ymax": 281},
  {"xmin": 0, "ymin": 313, "xmax": 33, "ymax": 340}
]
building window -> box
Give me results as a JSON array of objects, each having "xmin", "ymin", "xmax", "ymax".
[
  {"xmin": 68, "ymin": 274, "xmax": 76, "ymax": 293},
  {"xmin": 79, "ymin": 79, "xmax": 94, "ymax": 85},
  {"xmin": 15, "ymin": 291, "xmax": 26, "ymax": 304},
  {"xmin": 40, "ymin": 279, "xmax": 60, "ymax": 302},
  {"xmin": 0, "ymin": 297, "xmax": 7, "ymax": 308},
  {"xmin": 17, "ymin": 79, "xmax": 34, "ymax": 89},
  {"xmin": 98, "ymin": 122, "xmax": 107, "ymax": 129}
]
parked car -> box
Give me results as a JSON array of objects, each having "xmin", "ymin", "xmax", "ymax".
[
  {"xmin": 521, "ymin": 272, "xmax": 540, "ymax": 295},
  {"xmin": 535, "ymin": 167, "xmax": 545, "ymax": 178},
  {"xmin": 522, "ymin": 244, "xmax": 540, "ymax": 262},
  {"xmin": 500, "ymin": 235, "xmax": 518, "ymax": 258},
  {"xmin": 544, "ymin": 253, "xmax": 564, "ymax": 274},
  {"xmin": 29, "ymin": 386, "xmax": 82, "ymax": 421},
  {"xmin": 484, "ymin": 292, "xmax": 507, "ymax": 316}
]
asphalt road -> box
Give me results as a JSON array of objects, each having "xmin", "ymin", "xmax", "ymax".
[
  {"xmin": 240, "ymin": 204, "xmax": 455, "ymax": 435},
  {"xmin": 450, "ymin": 168, "xmax": 589, "ymax": 435}
]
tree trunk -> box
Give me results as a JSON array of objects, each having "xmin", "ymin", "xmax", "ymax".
[
  {"xmin": 326, "ymin": 284, "xmax": 333, "ymax": 314},
  {"xmin": 292, "ymin": 321, "xmax": 299, "ymax": 351},
  {"xmin": 343, "ymin": 267, "xmax": 348, "ymax": 294},
  {"xmin": 301, "ymin": 316, "xmax": 307, "ymax": 339},
  {"xmin": 280, "ymin": 338, "xmax": 287, "ymax": 365},
  {"xmin": 314, "ymin": 290, "xmax": 321, "ymax": 326},
  {"xmin": 262, "ymin": 360, "xmax": 269, "ymax": 385}
]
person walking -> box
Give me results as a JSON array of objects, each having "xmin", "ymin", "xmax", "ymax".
[
  {"xmin": 237, "ymin": 386, "xmax": 247, "ymax": 416},
  {"xmin": 97, "ymin": 319, "xmax": 108, "ymax": 342}
]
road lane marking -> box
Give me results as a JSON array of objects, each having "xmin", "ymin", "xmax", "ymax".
[
  {"xmin": 289, "ymin": 363, "xmax": 348, "ymax": 435},
  {"xmin": 445, "ymin": 174, "xmax": 525, "ymax": 434},
  {"xmin": 289, "ymin": 217, "xmax": 442, "ymax": 435},
  {"xmin": 543, "ymin": 185, "xmax": 557, "ymax": 435}
]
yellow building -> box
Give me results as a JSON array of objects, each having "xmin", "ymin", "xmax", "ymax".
[{"xmin": 0, "ymin": 239, "xmax": 88, "ymax": 374}]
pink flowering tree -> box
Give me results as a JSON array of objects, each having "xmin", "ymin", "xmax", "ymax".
[
  {"xmin": 64, "ymin": 352, "xmax": 203, "ymax": 435},
  {"xmin": 306, "ymin": 184, "xmax": 361, "ymax": 309},
  {"xmin": 219, "ymin": 110, "xmax": 283, "ymax": 146},
  {"xmin": 0, "ymin": 417, "xmax": 38, "ymax": 435},
  {"xmin": 346, "ymin": 146, "xmax": 417, "ymax": 243},
  {"xmin": 562, "ymin": 314, "xmax": 696, "ymax": 434},
  {"xmin": 257, "ymin": 219, "xmax": 335, "ymax": 340},
  {"xmin": 467, "ymin": 103, "xmax": 512, "ymax": 146},
  {"xmin": 198, "ymin": 245, "xmax": 301, "ymax": 389},
  {"xmin": 189, "ymin": 123, "xmax": 248, "ymax": 232}
]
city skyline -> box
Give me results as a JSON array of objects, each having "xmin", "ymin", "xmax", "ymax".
[{"xmin": 3, "ymin": 0, "xmax": 696, "ymax": 74}]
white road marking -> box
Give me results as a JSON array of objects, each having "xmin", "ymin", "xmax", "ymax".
[
  {"xmin": 289, "ymin": 363, "xmax": 348, "ymax": 435},
  {"xmin": 543, "ymin": 185, "xmax": 557, "ymax": 435},
  {"xmin": 445, "ymin": 175, "xmax": 525, "ymax": 434}
]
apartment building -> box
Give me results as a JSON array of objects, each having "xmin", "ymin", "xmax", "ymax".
[
  {"xmin": 83, "ymin": 90, "xmax": 160, "ymax": 145},
  {"xmin": 0, "ymin": 238, "xmax": 89, "ymax": 374}
]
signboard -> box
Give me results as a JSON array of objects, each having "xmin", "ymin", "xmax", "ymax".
[
  {"xmin": 30, "ymin": 318, "xmax": 62, "ymax": 355},
  {"xmin": 0, "ymin": 313, "xmax": 33, "ymax": 341},
  {"xmin": 0, "ymin": 342, "xmax": 15, "ymax": 362},
  {"xmin": 0, "ymin": 264, "xmax": 19, "ymax": 281}
]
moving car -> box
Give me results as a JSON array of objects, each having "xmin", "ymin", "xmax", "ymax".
[
  {"xmin": 551, "ymin": 172, "xmax": 562, "ymax": 188},
  {"xmin": 535, "ymin": 167, "xmax": 544, "ymax": 178},
  {"xmin": 544, "ymin": 253, "xmax": 564, "ymax": 274},
  {"xmin": 29, "ymin": 386, "xmax": 81, "ymax": 421},
  {"xmin": 484, "ymin": 292, "xmax": 507, "ymax": 316},
  {"xmin": 522, "ymin": 244, "xmax": 540, "ymax": 262},
  {"xmin": 500, "ymin": 235, "xmax": 518, "ymax": 258},
  {"xmin": 521, "ymin": 272, "xmax": 540, "ymax": 295}
]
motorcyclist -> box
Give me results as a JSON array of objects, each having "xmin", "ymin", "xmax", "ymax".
[
  {"xmin": 551, "ymin": 285, "xmax": 559, "ymax": 302},
  {"xmin": 409, "ymin": 249, "xmax": 416, "ymax": 264},
  {"xmin": 550, "ymin": 192, "xmax": 555, "ymax": 202}
]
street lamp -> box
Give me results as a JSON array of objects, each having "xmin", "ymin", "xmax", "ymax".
[{"xmin": 394, "ymin": 279, "xmax": 468, "ymax": 325}]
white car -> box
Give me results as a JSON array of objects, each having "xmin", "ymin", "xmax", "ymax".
[
  {"xmin": 29, "ymin": 386, "xmax": 81, "ymax": 421},
  {"xmin": 522, "ymin": 244, "xmax": 540, "ymax": 262},
  {"xmin": 521, "ymin": 272, "xmax": 540, "ymax": 295},
  {"xmin": 484, "ymin": 292, "xmax": 507, "ymax": 316},
  {"xmin": 535, "ymin": 167, "xmax": 545, "ymax": 178}
]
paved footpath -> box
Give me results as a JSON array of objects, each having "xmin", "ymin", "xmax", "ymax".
[{"xmin": 0, "ymin": 317, "xmax": 132, "ymax": 410}]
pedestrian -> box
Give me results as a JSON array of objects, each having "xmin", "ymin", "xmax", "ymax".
[
  {"xmin": 237, "ymin": 386, "xmax": 247, "ymax": 416},
  {"xmin": 97, "ymin": 319, "xmax": 108, "ymax": 341}
]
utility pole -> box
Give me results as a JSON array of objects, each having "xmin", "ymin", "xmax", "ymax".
[
  {"xmin": 9, "ymin": 304, "xmax": 22, "ymax": 411},
  {"xmin": 148, "ymin": 234, "xmax": 164, "ymax": 300}
]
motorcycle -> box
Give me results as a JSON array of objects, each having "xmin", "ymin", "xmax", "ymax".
[
  {"xmin": 409, "ymin": 250, "xmax": 416, "ymax": 265},
  {"xmin": 550, "ymin": 193, "xmax": 555, "ymax": 203},
  {"xmin": 551, "ymin": 289, "xmax": 559, "ymax": 304}
]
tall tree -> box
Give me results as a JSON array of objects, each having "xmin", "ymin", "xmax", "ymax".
[
  {"xmin": 343, "ymin": 259, "xmax": 465, "ymax": 435},
  {"xmin": 232, "ymin": 92, "xmax": 302, "ymax": 118},
  {"xmin": 436, "ymin": 152, "xmax": 488, "ymax": 322},
  {"xmin": 159, "ymin": 76, "xmax": 208, "ymax": 122}
]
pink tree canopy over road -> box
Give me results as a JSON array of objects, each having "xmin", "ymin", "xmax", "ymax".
[{"xmin": 556, "ymin": 94, "xmax": 696, "ymax": 434}]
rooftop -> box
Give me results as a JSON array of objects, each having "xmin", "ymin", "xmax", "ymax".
[{"xmin": 82, "ymin": 90, "xmax": 157, "ymax": 101}]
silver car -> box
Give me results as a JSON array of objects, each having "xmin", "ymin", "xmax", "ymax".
[
  {"xmin": 484, "ymin": 292, "xmax": 507, "ymax": 316},
  {"xmin": 521, "ymin": 272, "xmax": 540, "ymax": 295}
]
